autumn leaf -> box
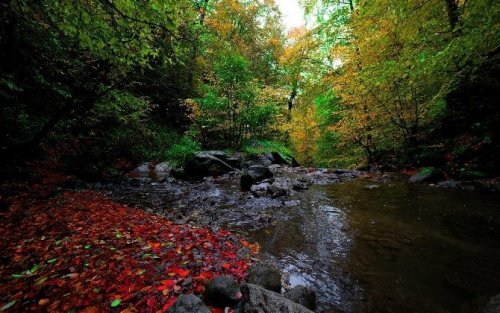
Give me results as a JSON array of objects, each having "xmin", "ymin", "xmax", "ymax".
[{"xmin": 111, "ymin": 299, "xmax": 122, "ymax": 307}]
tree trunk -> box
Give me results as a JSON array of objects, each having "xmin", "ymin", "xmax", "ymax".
[{"xmin": 444, "ymin": 0, "xmax": 460, "ymax": 33}]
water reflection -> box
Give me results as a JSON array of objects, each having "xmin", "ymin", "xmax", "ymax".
[{"xmin": 247, "ymin": 181, "xmax": 500, "ymax": 313}]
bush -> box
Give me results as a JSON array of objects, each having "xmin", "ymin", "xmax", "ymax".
[{"xmin": 165, "ymin": 136, "xmax": 201, "ymax": 167}]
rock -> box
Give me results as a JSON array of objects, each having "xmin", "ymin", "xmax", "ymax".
[
  {"xmin": 182, "ymin": 277, "xmax": 193, "ymax": 288},
  {"xmin": 201, "ymin": 150, "xmax": 229, "ymax": 160},
  {"xmin": 155, "ymin": 162, "xmax": 173, "ymax": 180},
  {"xmin": 240, "ymin": 174, "xmax": 253, "ymax": 192},
  {"xmin": 237, "ymin": 284, "xmax": 314, "ymax": 313},
  {"xmin": 334, "ymin": 169, "xmax": 351, "ymax": 175},
  {"xmin": 226, "ymin": 157, "xmax": 242, "ymax": 169},
  {"xmin": 248, "ymin": 165, "xmax": 273, "ymax": 182},
  {"xmin": 167, "ymin": 294, "xmax": 211, "ymax": 313},
  {"xmin": 477, "ymin": 294, "xmax": 500, "ymax": 313},
  {"xmin": 203, "ymin": 276, "xmax": 240, "ymax": 307},
  {"xmin": 236, "ymin": 247, "xmax": 251, "ymax": 259},
  {"xmin": 292, "ymin": 182, "xmax": 308, "ymax": 191},
  {"xmin": 268, "ymin": 164, "xmax": 282, "ymax": 171},
  {"xmin": 284, "ymin": 285, "xmax": 317, "ymax": 311},
  {"xmin": 184, "ymin": 151, "xmax": 237, "ymax": 179},
  {"xmin": 130, "ymin": 162, "xmax": 151, "ymax": 178},
  {"xmin": 251, "ymin": 183, "xmax": 269, "ymax": 192},
  {"xmin": 437, "ymin": 180, "xmax": 461, "ymax": 189},
  {"xmin": 267, "ymin": 184, "xmax": 289, "ymax": 198},
  {"xmin": 245, "ymin": 155, "xmax": 274, "ymax": 168},
  {"xmin": 271, "ymin": 152, "xmax": 290, "ymax": 165},
  {"xmin": 409, "ymin": 167, "xmax": 441, "ymax": 183},
  {"xmin": 365, "ymin": 184, "xmax": 380, "ymax": 190},
  {"xmin": 247, "ymin": 263, "xmax": 282, "ymax": 292}
]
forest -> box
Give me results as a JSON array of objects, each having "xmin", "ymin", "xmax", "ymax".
[{"xmin": 1, "ymin": 0, "xmax": 500, "ymax": 313}]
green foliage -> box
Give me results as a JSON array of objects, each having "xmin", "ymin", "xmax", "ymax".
[
  {"xmin": 300, "ymin": 0, "xmax": 500, "ymax": 170},
  {"xmin": 193, "ymin": 50, "xmax": 281, "ymax": 149},
  {"xmin": 165, "ymin": 136, "xmax": 201, "ymax": 167},
  {"xmin": 241, "ymin": 140, "xmax": 292, "ymax": 158}
]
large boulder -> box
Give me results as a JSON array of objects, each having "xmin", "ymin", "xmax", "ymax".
[
  {"xmin": 203, "ymin": 276, "xmax": 241, "ymax": 307},
  {"xmin": 167, "ymin": 294, "xmax": 211, "ymax": 313},
  {"xmin": 247, "ymin": 263, "xmax": 282, "ymax": 292},
  {"xmin": 284, "ymin": 285, "xmax": 317, "ymax": 311},
  {"xmin": 226, "ymin": 157, "xmax": 243, "ymax": 169},
  {"xmin": 129, "ymin": 162, "xmax": 151, "ymax": 178},
  {"xmin": 248, "ymin": 165, "xmax": 273, "ymax": 182},
  {"xmin": 154, "ymin": 162, "xmax": 173, "ymax": 181},
  {"xmin": 477, "ymin": 294, "xmax": 500, "ymax": 313},
  {"xmin": 237, "ymin": 284, "xmax": 314, "ymax": 313},
  {"xmin": 184, "ymin": 151, "xmax": 237, "ymax": 179},
  {"xmin": 240, "ymin": 174, "xmax": 253, "ymax": 192},
  {"xmin": 244, "ymin": 155, "xmax": 274, "ymax": 168}
]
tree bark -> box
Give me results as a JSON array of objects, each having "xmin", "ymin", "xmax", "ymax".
[{"xmin": 444, "ymin": 0, "xmax": 460, "ymax": 33}]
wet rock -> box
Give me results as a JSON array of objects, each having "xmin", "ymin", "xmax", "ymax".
[
  {"xmin": 247, "ymin": 263, "xmax": 282, "ymax": 292},
  {"xmin": 251, "ymin": 182, "xmax": 269, "ymax": 192},
  {"xmin": 237, "ymin": 284, "xmax": 314, "ymax": 313},
  {"xmin": 155, "ymin": 162, "xmax": 173, "ymax": 181},
  {"xmin": 284, "ymin": 285, "xmax": 317, "ymax": 311},
  {"xmin": 248, "ymin": 165, "xmax": 273, "ymax": 182},
  {"xmin": 268, "ymin": 164, "xmax": 282, "ymax": 172},
  {"xmin": 258, "ymin": 213, "xmax": 272, "ymax": 224},
  {"xmin": 244, "ymin": 155, "xmax": 274, "ymax": 168},
  {"xmin": 236, "ymin": 247, "xmax": 251, "ymax": 259},
  {"xmin": 409, "ymin": 167, "xmax": 441, "ymax": 184},
  {"xmin": 334, "ymin": 169, "xmax": 351, "ymax": 175},
  {"xmin": 437, "ymin": 180, "xmax": 461, "ymax": 189},
  {"xmin": 267, "ymin": 184, "xmax": 289, "ymax": 198},
  {"xmin": 477, "ymin": 294, "xmax": 500, "ymax": 313},
  {"xmin": 202, "ymin": 150, "xmax": 229, "ymax": 160},
  {"xmin": 203, "ymin": 276, "xmax": 240, "ymax": 307},
  {"xmin": 226, "ymin": 157, "xmax": 242, "ymax": 169},
  {"xmin": 240, "ymin": 174, "xmax": 253, "ymax": 192},
  {"xmin": 130, "ymin": 162, "xmax": 151, "ymax": 178},
  {"xmin": 184, "ymin": 151, "xmax": 237, "ymax": 179},
  {"xmin": 292, "ymin": 182, "xmax": 309, "ymax": 191},
  {"xmin": 167, "ymin": 294, "xmax": 210, "ymax": 313},
  {"xmin": 182, "ymin": 277, "xmax": 193, "ymax": 288}
]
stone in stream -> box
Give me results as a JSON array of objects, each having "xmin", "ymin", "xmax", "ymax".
[
  {"xmin": 236, "ymin": 247, "xmax": 251, "ymax": 259},
  {"xmin": 167, "ymin": 294, "xmax": 211, "ymax": 313},
  {"xmin": 203, "ymin": 276, "xmax": 241, "ymax": 307},
  {"xmin": 284, "ymin": 285, "xmax": 317, "ymax": 311},
  {"xmin": 292, "ymin": 182, "xmax": 309, "ymax": 191},
  {"xmin": 267, "ymin": 184, "xmax": 289, "ymax": 199},
  {"xmin": 247, "ymin": 263, "xmax": 282, "ymax": 292},
  {"xmin": 154, "ymin": 162, "xmax": 173, "ymax": 181},
  {"xmin": 240, "ymin": 173, "xmax": 253, "ymax": 192},
  {"xmin": 244, "ymin": 155, "xmax": 274, "ymax": 168},
  {"xmin": 183, "ymin": 151, "xmax": 237, "ymax": 179},
  {"xmin": 130, "ymin": 162, "xmax": 151, "ymax": 178},
  {"xmin": 248, "ymin": 165, "xmax": 273, "ymax": 182},
  {"xmin": 477, "ymin": 294, "xmax": 500, "ymax": 313},
  {"xmin": 237, "ymin": 284, "xmax": 314, "ymax": 313}
]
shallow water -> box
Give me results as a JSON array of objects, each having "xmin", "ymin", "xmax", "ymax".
[
  {"xmin": 103, "ymin": 173, "xmax": 500, "ymax": 312},
  {"xmin": 247, "ymin": 180, "xmax": 500, "ymax": 313}
]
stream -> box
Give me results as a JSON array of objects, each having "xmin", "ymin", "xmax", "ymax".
[{"xmin": 100, "ymin": 167, "xmax": 500, "ymax": 313}]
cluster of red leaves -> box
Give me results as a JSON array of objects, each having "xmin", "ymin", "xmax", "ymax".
[{"xmin": 0, "ymin": 190, "xmax": 258, "ymax": 312}]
